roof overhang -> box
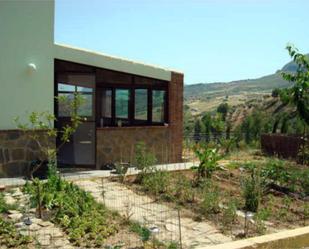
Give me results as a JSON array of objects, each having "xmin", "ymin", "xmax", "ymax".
[{"xmin": 53, "ymin": 43, "xmax": 182, "ymax": 81}]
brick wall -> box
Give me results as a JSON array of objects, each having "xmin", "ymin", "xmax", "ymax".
[
  {"xmin": 96, "ymin": 126, "xmax": 170, "ymax": 169},
  {"xmin": 96, "ymin": 71, "xmax": 184, "ymax": 168},
  {"xmin": 169, "ymin": 72, "xmax": 184, "ymax": 162}
]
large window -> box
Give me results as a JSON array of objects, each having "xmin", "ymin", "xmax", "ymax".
[
  {"xmin": 57, "ymin": 74, "xmax": 95, "ymax": 119},
  {"xmin": 152, "ymin": 90, "xmax": 165, "ymax": 123},
  {"xmin": 115, "ymin": 89, "xmax": 130, "ymax": 126},
  {"xmin": 135, "ymin": 89, "xmax": 148, "ymax": 122},
  {"xmin": 98, "ymin": 87, "xmax": 167, "ymax": 127},
  {"xmin": 57, "ymin": 83, "xmax": 94, "ymax": 118}
]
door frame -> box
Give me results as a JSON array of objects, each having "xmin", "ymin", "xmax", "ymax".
[{"xmin": 54, "ymin": 68, "xmax": 97, "ymax": 169}]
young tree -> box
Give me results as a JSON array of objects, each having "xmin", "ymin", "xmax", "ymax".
[
  {"xmin": 281, "ymin": 45, "xmax": 309, "ymax": 126},
  {"xmin": 14, "ymin": 93, "xmax": 85, "ymax": 179}
]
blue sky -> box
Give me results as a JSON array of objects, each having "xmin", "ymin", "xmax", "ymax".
[{"xmin": 55, "ymin": 0, "xmax": 309, "ymax": 85}]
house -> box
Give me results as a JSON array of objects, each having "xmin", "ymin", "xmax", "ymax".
[{"xmin": 0, "ymin": 1, "xmax": 183, "ymax": 177}]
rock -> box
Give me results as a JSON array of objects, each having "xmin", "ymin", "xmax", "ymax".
[
  {"xmin": 12, "ymin": 188, "xmax": 23, "ymax": 198},
  {"xmin": 15, "ymin": 222, "xmax": 25, "ymax": 228},
  {"xmin": 38, "ymin": 220, "xmax": 53, "ymax": 227},
  {"xmin": 8, "ymin": 212, "xmax": 23, "ymax": 221},
  {"xmin": 37, "ymin": 234, "xmax": 51, "ymax": 247},
  {"xmin": 0, "ymin": 185, "xmax": 6, "ymax": 191},
  {"xmin": 4, "ymin": 195, "xmax": 17, "ymax": 205},
  {"xmin": 49, "ymin": 229, "xmax": 63, "ymax": 238},
  {"xmin": 29, "ymin": 223, "xmax": 41, "ymax": 232},
  {"xmin": 8, "ymin": 209, "xmax": 19, "ymax": 214}
]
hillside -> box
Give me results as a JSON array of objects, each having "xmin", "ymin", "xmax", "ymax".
[{"xmin": 184, "ymin": 56, "xmax": 304, "ymax": 115}]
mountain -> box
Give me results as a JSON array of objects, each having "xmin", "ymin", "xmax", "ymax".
[
  {"xmin": 184, "ymin": 56, "xmax": 306, "ymax": 115},
  {"xmin": 185, "ymin": 54, "xmax": 309, "ymax": 102}
]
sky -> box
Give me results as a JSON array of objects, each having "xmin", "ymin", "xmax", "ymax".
[{"xmin": 55, "ymin": 0, "xmax": 309, "ymax": 85}]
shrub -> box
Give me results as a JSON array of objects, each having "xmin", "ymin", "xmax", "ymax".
[
  {"xmin": 299, "ymin": 169, "xmax": 309, "ymax": 196},
  {"xmin": 261, "ymin": 159, "xmax": 290, "ymax": 186},
  {"xmin": 174, "ymin": 175, "xmax": 195, "ymax": 204},
  {"xmin": 199, "ymin": 180, "xmax": 220, "ymax": 217},
  {"xmin": 192, "ymin": 145, "xmax": 222, "ymax": 179},
  {"xmin": 222, "ymin": 199, "xmax": 237, "ymax": 231},
  {"xmin": 241, "ymin": 163, "xmax": 265, "ymax": 212},
  {"xmin": 141, "ymin": 170, "xmax": 170, "ymax": 197}
]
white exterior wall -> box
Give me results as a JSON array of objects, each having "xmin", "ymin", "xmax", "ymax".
[{"xmin": 0, "ymin": 1, "xmax": 55, "ymax": 129}]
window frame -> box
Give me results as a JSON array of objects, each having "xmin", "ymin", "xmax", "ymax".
[
  {"xmin": 57, "ymin": 82, "xmax": 95, "ymax": 120},
  {"xmin": 96, "ymin": 85, "xmax": 168, "ymax": 127}
]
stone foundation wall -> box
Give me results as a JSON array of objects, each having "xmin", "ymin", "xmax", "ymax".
[
  {"xmin": 96, "ymin": 126, "xmax": 177, "ymax": 169},
  {"xmin": 0, "ymin": 130, "xmax": 50, "ymax": 177}
]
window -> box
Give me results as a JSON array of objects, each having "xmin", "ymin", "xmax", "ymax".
[
  {"xmin": 100, "ymin": 89, "xmax": 112, "ymax": 126},
  {"xmin": 134, "ymin": 89, "xmax": 148, "ymax": 122},
  {"xmin": 98, "ymin": 85, "xmax": 167, "ymax": 127},
  {"xmin": 57, "ymin": 83, "xmax": 94, "ymax": 118},
  {"xmin": 115, "ymin": 89, "xmax": 130, "ymax": 125},
  {"xmin": 152, "ymin": 90, "xmax": 165, "ymax": 123}
]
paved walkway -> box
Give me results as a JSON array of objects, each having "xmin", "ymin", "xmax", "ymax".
[
  {"xmin": 0, "ymin": 162, "xmax": 195, "ymax": 188},
  {"xmin": 75, "ymin": 178, "xmax": 232, "ymax": 249}
]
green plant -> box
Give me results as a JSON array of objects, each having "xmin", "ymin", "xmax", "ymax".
[
  {"xmin": 115, "ymin": 163, "xmax": 129, "ymax": 183},
  {"xmin": 141, "ymin": 170, "xmax": 170, "ymax": 197},
  {"xmin": 222, "ymin": 199, "xmax": 237, "ymax": 232},
  {"xmin": 241, "ymin": 163, "xmax": 265, "ymax": 212},
  {"xmin": 174, "ymin": 175, "xmax": 195, "ymax": 204},
  {"xmin": 199, "ymin": 180, "xmax": 220, "ymax": 217},
  {"xmin": 254, "ymin": 211, "xmax": 267, "ymax": 235},
  {"xmin": 23, "ymin": 175, "xmax": 118, "ymax": 247},
  {"xmin": 299, "ymin": 169, "xmax": 309, "ymax": 196},
  {"xmin": 261, "ymin": 159, "xmax": 290, "ymax": 187},
  {"xmin": 278, "ymin": 196, "xmax": 292, "ymax": 221},
  {"xmin": 0, "ymin": 216, "xmax": 33, "ymax": 247},
  {"xmin": 135, "ymin": 142, "xmax": 157, "ymax": 181},
  {"xmin": 130, "ymin": 222, "xmax": 151, "ymax": 242},
  {"xmin": 192, "ymin": 145, "xmax": 222, "ymax": 179},
  {"xmin": 14, "ymin": 93, "xmax": 85, "ymax": 179}
]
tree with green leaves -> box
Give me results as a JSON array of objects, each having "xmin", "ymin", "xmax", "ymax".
[
  {"xmin": 217, "ymin": 102, "xmax": 229, "ymax": 121},
  {"xmin": 14, "ymin": 93, "xmax": 85, "ymax": 179},
  {"xmin": 281, "ymin": 45, "xmax": 309, "ymax": 126}
]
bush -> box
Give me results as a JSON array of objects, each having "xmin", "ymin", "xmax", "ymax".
[
  {"xmin": 135, "ymin": 142, "xmax": 157, "ymax": 173},
  {"xmin": 141, "ymin": 170, "xmax": 170, "ymax": 197},
  {"xmin": 174, "ymin": 175, "xmax": 195, "ymax": 204},
  {"xmin": 222, "ymin": 199, "xmax": 237, "ymax": 231},
  {"xmin": 193, "ymin": 146, "xmax": 222, "ymax": 179},
  {"xmin": 199, "ymin": 180, "xmax": 220, "ymax": 217}
]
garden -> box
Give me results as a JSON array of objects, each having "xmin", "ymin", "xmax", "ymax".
[{"xmin": 121, "ymin": 142, "xmax": 309, "ymax": 239}]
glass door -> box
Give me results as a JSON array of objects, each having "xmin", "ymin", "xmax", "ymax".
[{"xmin": 56, "ymin": 74, "xmax": 96, "ymax": 167}]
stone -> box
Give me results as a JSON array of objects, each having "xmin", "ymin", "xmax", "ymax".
[
  {"xmin": 4, "ymin": 195, "xmax": 16, "ymax": 205},
  {"xmin": 8, "ymin": 209, "xmax": 20, "ymax": 214},
  {"xmin": 37, "ymin": 234, "xmax": 51, "ymax": 246},
  {"xmin": 29, "ymin": 223, "xmax": 41, "ymax": 232},
  {"xmin": 8, "ymin": 212, "xmax": 23, "ymax": 221},
  {"xmin": 38, "ymin": 220, "xmax": 53, "ymax": 227},
  {"xmin": 49, "ymin": 229, "xmax": 63, "ymax": 238}
]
